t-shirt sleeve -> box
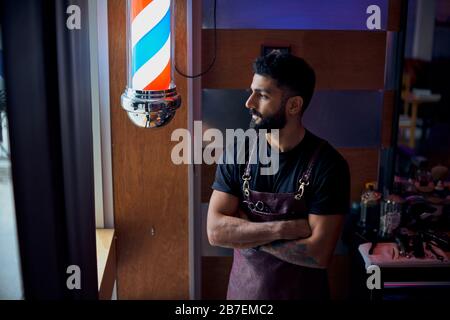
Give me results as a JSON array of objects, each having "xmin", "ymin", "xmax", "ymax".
[
  {"xmin": 211, "ymin": 162, "xmax": 241, "ymax": 197},
  {"xmin": 309, "ymin": 155, "xmax": 351, "ymax": 215}
]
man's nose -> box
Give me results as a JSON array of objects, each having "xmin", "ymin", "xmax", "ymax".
[{"xmin": 245, "ymin": 94, "xmax": 256, "ymax": 110}]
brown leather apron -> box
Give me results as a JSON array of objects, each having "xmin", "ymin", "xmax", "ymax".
[{"xmin": 227, "ymin": 141, "xmax": 330, "ymax": 300}]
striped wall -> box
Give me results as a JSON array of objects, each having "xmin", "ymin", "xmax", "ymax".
[{"xmin": 200, "ymin": 0, "xmax": 403, "ymax": 300}]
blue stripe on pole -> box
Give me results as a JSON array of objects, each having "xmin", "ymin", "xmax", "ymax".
[{"xmin": 132, "ymin": 9, "xmax": 171, "ymax": 75}]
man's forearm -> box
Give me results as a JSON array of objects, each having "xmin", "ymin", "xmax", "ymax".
[
  {"xmin": 260, "ymin": 238, "xmax": 325, "ymax": 269},
  {"xmin": 208, "ymin": 213, "xmax": 283, "ymax": 249}
]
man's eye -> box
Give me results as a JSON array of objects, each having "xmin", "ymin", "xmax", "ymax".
[{"xmin": 260, "ymin": 95, "xmax": 268, "ymax": 100}]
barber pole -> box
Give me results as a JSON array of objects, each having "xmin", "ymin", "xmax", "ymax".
[
  {"xmin": 131, "ymin": 0, "xmax": 171, "ymax": 90},
  {"xmin": 122, "ymin": 0, "xmax": 181, "ymax": 128}
]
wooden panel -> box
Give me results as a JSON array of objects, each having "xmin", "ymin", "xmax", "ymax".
[
  {"xmin": 202, "ymin": 148, "xmax": 379, "ymax": 203},
  {"xmin": 337, "ymin": 148, "xmax": 379, "ymax": 202},
  {"xmin": 388, "ymin": 0, "xmax": 403, "ymax": 31},
  {"xmin": 202, "ymin": 30, "xmax": 386, "ymax": 90},
  {"xmin": 97, "ymin": 230, "xmax": 117, "ymax": 300},
  {"xmin": 201, "ymin": 256, "xmax": 233, "ymax": 299},
  {"xmin": 108, "ymin": 0, "xmax": 189, "ymax": 299},
  {"xmin": 382, "ymin": 90, "xmax": 395, "ymax": 148}
]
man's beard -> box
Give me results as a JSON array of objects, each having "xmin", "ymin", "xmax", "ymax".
[{"xmin": 249, "ymin": 98, "xmax": 288, "ymax": 131}]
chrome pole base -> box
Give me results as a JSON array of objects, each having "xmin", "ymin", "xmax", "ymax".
[{"xmin": 121, "ymin": 87, "xmax": 182, "ymax": 128}]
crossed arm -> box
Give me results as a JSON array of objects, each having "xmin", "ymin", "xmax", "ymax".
[
  {"xmin": 207, "ymin": 190, "xmax": 345, "ymax": 269},
  {"xmin": 207, "ymin": 190, "xmax": 312, "ymax": 249},
  {"xmin": 259, "ymin": 214, "xmax": 344, "ymax": 268}
]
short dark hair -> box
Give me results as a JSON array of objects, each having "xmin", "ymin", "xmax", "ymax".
[{"xmin": 253, "ymin": 52, "xmax": 316, "ymax": 114}]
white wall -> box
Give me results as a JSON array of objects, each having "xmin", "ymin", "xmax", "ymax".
[{"xmin": 88, "ymin": 0, "xmax": 114, "ymax": 228}]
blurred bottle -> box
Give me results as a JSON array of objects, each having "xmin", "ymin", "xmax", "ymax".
[
  {"xmin": 415, "ymin": 164, "xmax": 434, "ymax": 193},
  {"xmin": 379, "ymin": 194, "xmax": 404, "ymax": 239},
  {"xmin": 416, "ymin": 168, "xmax": 432, "ymax": 187},
  {"xmin": 359, "ymin": 182, "xmax": 382, "ymax": 232},
  {"xmin": 404, "ymin": 177, "xmax": 417, "ymax": 196}
]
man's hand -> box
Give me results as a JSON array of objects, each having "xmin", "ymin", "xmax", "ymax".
[
  {"xmin": 260, "ymin": 214, "xmax": 345, "ymax": 269},
  {"xmin": 279, "ymin": 219, "xmax": 311, "ymax": 240},
  {"xmin": 238, "ymin": 209, "xmax": 249, "ymax": 220},
  {"xmin": 239, "ymin": 209, "xmax": 311, "ymax": 240}
]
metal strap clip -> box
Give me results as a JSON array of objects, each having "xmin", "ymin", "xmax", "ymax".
[
  {"xmin": 242, "ymin": 174, "xmax": 251, "ymax": 198},
  {"xmin": 294, "ymin": 175, "xmax": 310, "ymax": 200}
]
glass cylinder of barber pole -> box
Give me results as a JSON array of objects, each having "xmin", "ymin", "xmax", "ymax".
[{"xmin": 121, "ymin": 0, "xmax": 181, "ymax": 128}]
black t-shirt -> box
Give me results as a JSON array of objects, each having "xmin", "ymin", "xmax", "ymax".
[{"xmin": 212, "ymin": 129, "xmax": 350, "ymax": 216}]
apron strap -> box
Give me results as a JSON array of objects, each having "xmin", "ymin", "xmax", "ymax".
[
  {"xmin": 294, "ymin": 140, "xmax": 326, "ymax": 200},
  {"xmin": 242, "ymin": 139, "xmax": 257, "ymax": 198},
  {"xmin": 242, "ymin": 136, "xmax": 327, "ymax": 200}
]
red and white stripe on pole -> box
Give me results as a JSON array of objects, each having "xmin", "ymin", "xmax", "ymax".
[{"xmin": 130, "ymin": 0, "xmax": 172, "ymax": 91}]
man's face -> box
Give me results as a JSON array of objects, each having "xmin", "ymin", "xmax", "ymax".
[{"xmin": 246, "ymin": 74, "xmax": 288, "ymax": 130}]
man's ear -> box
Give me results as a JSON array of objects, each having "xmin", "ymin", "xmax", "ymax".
[{"xmin": 287, "ymin": 96, "xmax": 304, "ymax": 116}]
